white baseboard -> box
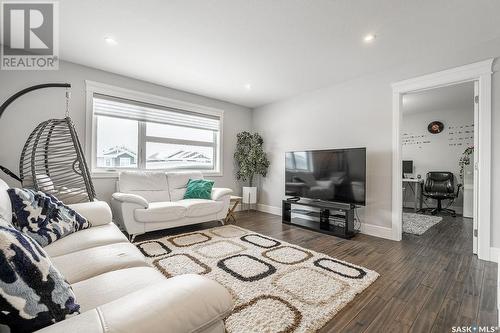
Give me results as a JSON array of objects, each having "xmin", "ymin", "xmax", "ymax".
[
  {"xmin": 489, "ymin": 247, "xmax": 499, "ymax": 263},
  {"xmin": 487, "ymin": 246, "xmax": 499, "ymax": 324},
  {"xmin": 359, "ymin": 223, "xmax": 394, "ymax": 240},
  {"xmin": 256, "ymin": 203, "xmax": 281, "ymax": 216},
  {"xmin": 494, "ymin": 248, "xmax": 500, "ymax": 326},
  {"xmin": 255, "ymin": 203, "xmax": 393, "ymax": 240}
]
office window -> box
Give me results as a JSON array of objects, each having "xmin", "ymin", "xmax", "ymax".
[{"xmin": 92, "ymin": 93, "xmax": 221, "ymax": 173}]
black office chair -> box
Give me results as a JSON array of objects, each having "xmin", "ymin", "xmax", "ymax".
[{"xmin": 421, "ymin": 172, "xmax": 462, "ymax": 217}]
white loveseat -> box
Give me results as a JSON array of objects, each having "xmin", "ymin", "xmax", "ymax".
[
  {"xmin": 0, "ymin": 178, "xmax": 234, "ymax": 333},
  {"xmin": 111, "ymin": 171, "xmax": 232, "ymax": 241}
]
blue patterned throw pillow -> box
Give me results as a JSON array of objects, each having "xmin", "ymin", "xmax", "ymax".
[
  {"xmin": 7, "ymin": 188, "xmax": 91, "ymax": 247},
  {"xmin": 0, "ymin": 222, "xmax": 80, "ymax": 332}
]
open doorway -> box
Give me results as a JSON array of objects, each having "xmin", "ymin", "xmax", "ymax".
[
  {"xmin": 391, "ymin": 59, "xmax": 493, "ymax": 261},
  {"xmin": 400, "ymin": 82, "xmax": 477, "ymax": 252}
]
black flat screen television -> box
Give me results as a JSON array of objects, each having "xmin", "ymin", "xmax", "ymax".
[{"xmin": 285, "ymin": 148, "xmax": 366, "ymax": 205}]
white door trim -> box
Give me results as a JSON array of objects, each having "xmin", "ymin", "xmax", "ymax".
[
  {"xmin": 473, "ymin": 81, "xmax": 479, "ymax": 255},
  {"xmin": 391, "ymin": 59, "xmax": 494, "ymax": 261}
]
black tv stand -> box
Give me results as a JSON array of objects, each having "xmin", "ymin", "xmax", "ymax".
[{"xmin": 282, "ymin": 199, "xmax": 357, "ymax": 239}]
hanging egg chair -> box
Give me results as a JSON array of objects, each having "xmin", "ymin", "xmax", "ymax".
[{"xmin": 0, "ymin": 84, "xmax": 96, "ymax": 204}]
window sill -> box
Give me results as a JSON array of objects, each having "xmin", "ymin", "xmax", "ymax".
[{"xmin": 91, "ymin": 170, "xmax": 223, "ymax": 179}]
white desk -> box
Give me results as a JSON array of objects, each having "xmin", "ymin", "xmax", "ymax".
[{"xmin": 402, "ymin": 178, "xmax": 424, "ymax": 212}]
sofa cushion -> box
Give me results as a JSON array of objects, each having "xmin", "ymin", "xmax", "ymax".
[
  {"xmin": 0, "ymin": 223, "xmax": 80, "ymax": 333},
  {"xmin": 43, "ymin": 223, "xmax": 128, "ymax": 257},
  {"xmin": 184, "ymin": 179, "xmax": 215, "ymax": 200},
  {"xmin": 134, "ymin": 202, "xmax": 187, "ymax": 223},
  {"xmin": 176, "ymin": 199, "xmax": 224, "ymax": 217},
  {"xmin": 7, "ymin": 188, "xmax": 91, "ymax": 247},
  {"xmin": 0, "ymin": 178, "xmax": 13, "ymax": 224},
  {"xmin": 71, "ymin": 267, "xmax": 165, "ymax": 312},
  {"xmin": 51, "ymin": 242, "xmax": 149, "ymax": 284},
  {"xmin": 119, "ymin": 171, "xmax": 171, "ymax": 203},
  {"xmin": 166, "ymin": 171, "xmax": 204, "ymax": 201}
]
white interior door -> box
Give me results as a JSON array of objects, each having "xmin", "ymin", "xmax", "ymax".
[{"xmin": 472, "ymin": 80, "xmax": 479, "ymax": 255}]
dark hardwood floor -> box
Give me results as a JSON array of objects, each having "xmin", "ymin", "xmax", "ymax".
[{"xmin": 136, "ymin": 210, "xmax": 498, "ymax": 333}]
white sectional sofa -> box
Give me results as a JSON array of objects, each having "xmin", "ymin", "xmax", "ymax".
[
  {"xmin": 0, "ymin": 178, "xmax": 234, "ymax": 333},
  {"xmin": 111, "ymin": 171, "xmax": 232, "ymax": 241}
]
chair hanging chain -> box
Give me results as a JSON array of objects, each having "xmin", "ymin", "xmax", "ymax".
[{"xmin": 65, "ymin": 88, "xmax": 71, "ymax": 117}]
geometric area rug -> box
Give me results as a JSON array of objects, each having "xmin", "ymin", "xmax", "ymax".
[
  {"xmin": 135, "ymin": 225, "xmax": 378, "ymax": 333},
  {"xmin": 403, "ymin": 212, "xmax": 443, "ymax": 235}
]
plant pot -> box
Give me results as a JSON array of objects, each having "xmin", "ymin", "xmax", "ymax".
[{"xmin": 242, "ymin": 186, "xmax": 257, "ymax": 209}]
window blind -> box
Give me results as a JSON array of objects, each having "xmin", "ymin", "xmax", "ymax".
[{"xmin": 93, "ymin": 94, "xmax": 220, "ymax": 131}]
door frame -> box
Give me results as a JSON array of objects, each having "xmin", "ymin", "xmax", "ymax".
[{"xmin": 391, "ymin": 59, "xmax": 493, "ymax": 261}]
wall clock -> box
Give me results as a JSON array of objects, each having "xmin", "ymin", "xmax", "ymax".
[{"xmin": 428, "ymin": 121, "xmax": 444, "ymax": 134}]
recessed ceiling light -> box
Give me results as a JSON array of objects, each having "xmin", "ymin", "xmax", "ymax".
[
  {"xmin": 363, "ymin": 34, "xmax": 376, "ymax": 43},
  {"xmin": 104, "ymin": 36, "xmax": 117, "ymax": 45},
  {"xmin": 244, "ymin": 83, "xmax": 252, "ymax": 90}
]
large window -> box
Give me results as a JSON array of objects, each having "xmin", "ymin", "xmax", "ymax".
[{"xmin": 90, "ymin": 89, "xmax": 222, "ymax": 174}]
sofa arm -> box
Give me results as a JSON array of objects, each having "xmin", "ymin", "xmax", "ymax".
[
  {"xmin": 36, "ymin": 274, "xmax": 234, "ymax": 333},
  {"xmin": 112, "ymin": 192, "xmax": 149, "ymax": 208},
  {"xmin": 211, "ymin": 187, "xmax": 232, "ymax": 201},
  {"xmin": 67, "ymin": 201, "xmax": 112, "ymax": 227},
  {"xmin": 111, "ymin": 193, "xmax": 149, "ymax": 236}
]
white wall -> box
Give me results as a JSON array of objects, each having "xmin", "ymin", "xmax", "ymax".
[
  {"xmin": 0, "ymin": 42, "xmax": 498, "ymax": 249},
  {"xmin": 252, "ymin": 39, "xmax": 500, "ymax": 247},
  {"xmin": 0, "ymin": 61, "xmax": 252, "ymax": 202},
  {"xmin": 402, "ymin": 107, "xmax": 474, "ymax": 212}
]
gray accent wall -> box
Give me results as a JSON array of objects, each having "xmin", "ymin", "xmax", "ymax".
[
  {"xmin": 252, "ymin": 40, "xmax": 500, "ymax": 247},
  {"xmin": 0, "ymin": 61, "xmax": 252, "ymax": 202}
]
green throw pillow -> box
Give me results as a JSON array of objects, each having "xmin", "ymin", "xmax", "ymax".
[{"xmin": 184, "ymin": 179, "xmax": 215, "ymax": 200}]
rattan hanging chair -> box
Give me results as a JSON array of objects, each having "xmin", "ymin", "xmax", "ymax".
[
  {"xmin": 19, "ymin": 117, "xmax": 95, "ymax": 204},
  {"xmin": 0, "ymin": 84, "xmax": 96, "ymax": 204}
]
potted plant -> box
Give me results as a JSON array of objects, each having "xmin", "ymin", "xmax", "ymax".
[
  {"xmin": 459, "ymin": 146, "xmax": 474, "ymax": 181},
  {"xmin": 234, "ymin": 131, "xmax": 270, "ymax": 209}
]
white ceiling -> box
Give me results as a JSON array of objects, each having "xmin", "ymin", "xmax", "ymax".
[
  {"xmin": 59, "ymin": 0, "xmax": 500, "ymax": 108},
  {"xmin": 402, "ymin": 82, "xmax": 474, "ymax": 115}
]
